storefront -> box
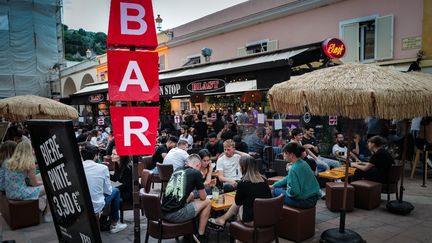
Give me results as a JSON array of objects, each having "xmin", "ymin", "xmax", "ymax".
[
  {"xmin": 159, "ymin": 39, "xmax": 339, "ymax": 114},
  {"xmin": 69, "ymin": 82, "xmax": 111, "ymax": 126},
  {"xmin": 67, "ymin": 38, "xmax": 345, "ymax": 125}
]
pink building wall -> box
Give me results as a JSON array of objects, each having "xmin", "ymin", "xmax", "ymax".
[
  {"xmin": 164, "ymin": 0, "xmax": 423, "ymax": 70},
  {"xmin": 173, "ymin": 0, "xmax": 295, "ymax": 37}
]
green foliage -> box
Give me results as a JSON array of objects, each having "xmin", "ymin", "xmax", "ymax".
[{"xmin": 63, "ymin": 24, "xmax": 107, "ymax": 61}]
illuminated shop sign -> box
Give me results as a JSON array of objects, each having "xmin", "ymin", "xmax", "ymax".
[
  {"xmin": 88, "ymin": 94, "xmax": 104, "ymax": 103},
  {"xmin": 322, "ymin": 38, "xmax": 346, "ymax": 59},
  {"xmin": 187, "ymin": 79, "xmax": 225, "ymax": 93}
]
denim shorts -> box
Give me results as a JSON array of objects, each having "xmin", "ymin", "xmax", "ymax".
[{"xmin": 163, "ymin": 202, "xmax": 197, "ymax": 223}]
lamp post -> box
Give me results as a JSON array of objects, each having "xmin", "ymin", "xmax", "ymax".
[
  {"xmin": 86, "ymin": 49, "xmax": 92, "ymax": 59},
  {"xmin": 155, "ymin": 14, "xmax": 163, "ymax": 32}
]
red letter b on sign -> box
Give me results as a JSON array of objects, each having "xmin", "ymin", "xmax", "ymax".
[
  {"xmin": 107, "ymin": 0, "xmax": 157, "ymax": 49},
  {"xmin": 110, "ymin": 106, "xmax": 159, "ymax": 156}
]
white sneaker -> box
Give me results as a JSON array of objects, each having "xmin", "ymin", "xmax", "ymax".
[{"xmin": 110, "ymin": 222, "xmax": 127, "ymax": 233}]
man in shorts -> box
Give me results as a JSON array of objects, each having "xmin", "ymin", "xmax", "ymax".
[{"xmin": 161, "ymin": 154, "xmax": 211, "ymax": 243}]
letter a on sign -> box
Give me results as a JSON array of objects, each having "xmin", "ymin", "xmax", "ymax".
[
  {"xmin": 110, "ymin": 106, "xmax": 159, "ymax": 155},
  {"xmin": 108, "ymin": 50, "xmax": 159, "ymax": 101},
  {"xmin": 107, "ymin": 0, "xmax": 157, "ymax": 49}
]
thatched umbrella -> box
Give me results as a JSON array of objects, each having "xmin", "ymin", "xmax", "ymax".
[
  {"xmin": 268, "ymin": 64, "xmax": 432, "ymax": 119},
  {"xmin": 268, "ymin": 63, "xmax": 432, "ymax": 242},
  {"xmin": 0, "ymin": 95, "xmax": 78, "ymax": 121}
]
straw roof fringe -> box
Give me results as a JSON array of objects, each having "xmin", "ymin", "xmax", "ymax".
[
  {"xmin": 268, "ymin": 64, "xmax": 432, "ymax": 119},
  {"xmin": 0, "ymin": 95, "xmax": 79, "ymax": 121}
]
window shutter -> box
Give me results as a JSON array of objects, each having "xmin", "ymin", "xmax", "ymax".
[
  {"xmin": 340, "ymin": 22, "xmax": 359, "ymax": 63},
  {"xmin": 237, "ymin": 47, "xmax": 247, "ymax": 57},
  {"xmin": 375, "ymin": 15, "xmax": 394, "ymax": 60},
  {"xmin": 159, "ymin": 55, "xmax": 165, "ymax": 70},
  {"xmin": 267, "ymin": 40, "xmax": 278, "ymax": 52}
]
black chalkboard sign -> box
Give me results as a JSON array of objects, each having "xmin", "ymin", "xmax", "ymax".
[{"xmin": 27, "ymin": 120, "xmax": 101, "ymax": 243}]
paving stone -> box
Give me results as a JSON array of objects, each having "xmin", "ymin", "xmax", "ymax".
[{"xmin": 1, "ymin": 169, "xmax": 431, "ymax": 242}]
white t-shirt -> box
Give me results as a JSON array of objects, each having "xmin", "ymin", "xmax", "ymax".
[
  {"xmin": 82, "ymin": 160, "xmax": 112, "ymax": 214},
  {"xmin": 180, "ymin": 134, "xmax": 194, "ymax": 148},
  {"xmin": 216, "ymin": 154, "xmax": 242, "ymax": 181},
  {"xmin": 332, "ymin": 144, "xmax": 348, "ymax": 157},
  {"xmin": 163, "ymin": 147, "xmax": 189, "ymax": 171}
]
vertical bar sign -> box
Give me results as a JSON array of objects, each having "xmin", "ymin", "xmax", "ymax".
[{"xmin": 27, "ymin": 120, "xmax": 101, "ymax": 243}]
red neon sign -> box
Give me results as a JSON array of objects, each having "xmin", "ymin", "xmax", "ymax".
[{"xmin": 322, "ymin": 38, "xmax": 346, "ymax": 59}]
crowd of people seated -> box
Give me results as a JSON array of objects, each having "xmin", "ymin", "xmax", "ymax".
[{"xmin": 0, "ymin": 110, "xmax": 414, "ymax": 240}]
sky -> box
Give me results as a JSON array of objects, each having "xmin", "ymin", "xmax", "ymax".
[{"xmin": 63, "ymin": 0, "xmax": 248, "ymax": 33}]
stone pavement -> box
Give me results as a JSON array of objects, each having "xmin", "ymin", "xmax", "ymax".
[{"xmin": 1, "ymin": 168, "xmax": 431, "ymax": 243}]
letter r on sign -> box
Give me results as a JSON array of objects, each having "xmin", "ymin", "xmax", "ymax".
[
  {"xmin": 120, "ymin": 2, "xmax": 147, "ymax": 35},
  {"xmin": 110, "ymin": 106, "xmax": 159, "ymax": 155},
  {"xmin": 124, "ymin": 116, "xmax": 150, "ymax": 146}
]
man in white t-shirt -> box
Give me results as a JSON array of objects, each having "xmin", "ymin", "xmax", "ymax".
[
  {"xmin": 163, "ymin": 139, "xmax": 189, "ymax": 171},
  {"xmin": 216, "ymin": 139, "xmax": 249, "ymax": 192},
  {"xmin": 332, "ymin": 133, "xmax": 358, "ymax": 162}
]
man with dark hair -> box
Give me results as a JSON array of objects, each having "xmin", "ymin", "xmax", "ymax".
[
  {"xmin": 150, "ymin": 136, "xmax": 178, "ymax": 170},
  {"xmin": 81, "ymin": 143, "xmax": 127, "ymax": 233},
  {"xmin": 302, "ymin": 125, "xmax": 319, "ymax": 155},
  {"xmin": 76, "ymin": 128, "xmax": 88, "ymax": 143},
  {"xmin": 204, "ymin": 133, "xmax": 224, "ymax": 161},
  {"xmin": 163, "ymin": 139, "xmax": 189, "ymax": 171}
]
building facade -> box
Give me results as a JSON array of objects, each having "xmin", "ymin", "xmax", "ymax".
[
  {"xmin": 62, "ymin": 0, "xmax": 431, "ymax": 121},
  {"xmin": 0, "ymin": 0, "xmax": 63, "ymax": 98}
]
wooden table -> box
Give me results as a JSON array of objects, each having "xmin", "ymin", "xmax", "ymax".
[
  {"xmin": 318, "ymin": 167, "xmax": 356, "ymax": 180},
  {"xmin": 211, "ymin": 192, "xmax": 235, "ymax": 211},
  {"xmin": 333, "ymin": 166, "xmax": 356, "ymax": 174}
]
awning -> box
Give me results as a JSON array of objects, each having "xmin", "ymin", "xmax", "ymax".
[
  {"xmin": 160, "ymin": 48, "xmax": 308, "ymax": 83},
  {"xmin": 71, "ymin": 81, "xmax": 108, "ymax": 97}
]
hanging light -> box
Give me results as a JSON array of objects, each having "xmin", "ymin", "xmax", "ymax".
[
  {"xmin": 155, "ymin": 14, "xmax": 163, "ymax": 32},
  {"xmin": 86, "ymin": 49, "xmax": 92, "ymax": 59}
]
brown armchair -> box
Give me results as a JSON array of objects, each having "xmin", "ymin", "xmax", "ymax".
[
  {"xmin": 382, "ymin": 164, "xmax": 403, "ymax": 202},
  {"xmin": 140, "ymin": 169, "xmax": 152, "ymax": 216},
  {"xmin": 156, "ymin": 163, "xmax": 174, "ymax": 198},
  {"xmin": 229, "ymin": 194, "xmax": 284, "ymax": 243},
  {"xmin": 141, "ymin": 192, "xmax": 195, "ymax": 243}
]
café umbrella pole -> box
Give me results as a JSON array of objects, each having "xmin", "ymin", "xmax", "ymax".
[
  {"xmin": 320, "ymin": 153, "xmax": 364, "ymax": 243},
  {"xmin": 386, "ymin": 120, "xmax": 414, "ymax": 215}
]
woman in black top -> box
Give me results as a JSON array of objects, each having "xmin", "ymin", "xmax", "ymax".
[
  {"xmin": 208, "ymin": 156, "xmax": 271, "ymax": 229},
  {"xmin": 351, "ymin": 136, "xmax": 394, "ymax": 183}
]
